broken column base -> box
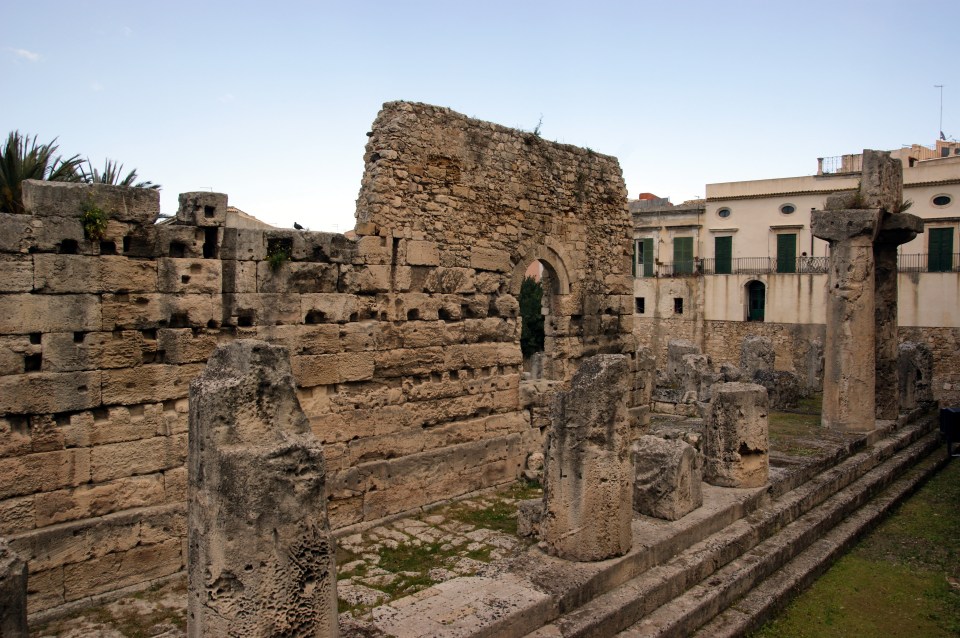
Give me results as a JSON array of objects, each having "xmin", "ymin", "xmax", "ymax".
[
  {"xmin": 704, "ymin": 382, "xmax": 770, "ymax": 488},
  {"xmin": 632, "ymin": 435, "xmax": 703, "ymax": 521}
]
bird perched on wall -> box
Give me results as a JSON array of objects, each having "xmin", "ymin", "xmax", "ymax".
[{"xmin": 293, "ymin": 222, "xmax": 304, "ymax": 230}]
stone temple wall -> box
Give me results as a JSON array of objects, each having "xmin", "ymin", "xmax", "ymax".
[{"xmin": 0, "ymin": 101, "xmax": 636, "ymax": 616}]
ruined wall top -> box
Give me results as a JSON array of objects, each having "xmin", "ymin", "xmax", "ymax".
[{"xmin": 355, "ymin": 101, "xmax": 632, "ymax": 297}]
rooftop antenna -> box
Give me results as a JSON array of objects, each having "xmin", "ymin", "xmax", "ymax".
[{"xmin": 935, "ymin": 84, "xmax": 944, "ymax": 140}]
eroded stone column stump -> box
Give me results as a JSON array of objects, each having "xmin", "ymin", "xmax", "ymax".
[
  {"xmin": 632, "ymin": 436, "xmax": 703, "ymax": 521},
  {"xmin": 188, "ymin": 340, "xmax": 337, "ymax": 637},
  {"xmin": 704, "ymin": 382, "xmax": 769, "ymax": 488},
  {"xmin": 0, "ymin": 538, "xmax": 28, "ymax": 638},
  {"xmin": 541, "ymin": 354, "xmax": 632, "ymax": 561}
]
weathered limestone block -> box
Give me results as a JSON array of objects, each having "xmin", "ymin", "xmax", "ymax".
[
  {"xmin": 720, "ymin": 362, "xmax": 742, "ymax": 382},
  {"xmin": 740, "ymin": 335, "xmax": 775, "ymax": 380},
  {"xmin": 188, "ymin": 340, "xmax": 337, "ymax": 637},
  {"xmin": 0, "ymin": 538, "xmax": 28, "ymax": 637},
  {"xmin": 631, "ymin": 435, "xmax": 703, "ymax": 521},
  {"xmin": 704, "ymin": 382, "xmax": 769, "ymax": 488},
  {"xmin": 176, "ymin": 191, "xmax": 228, "ymax": 227},
  {"xmin": 753, "ymin": 369, "xmax": 801, "ymax": 410},
  {"xmin": 859, "ymin": 149, "xmax": 903, "ymax": 213},
  {"xmin": 22, "ymin": 179, "xmax": 159, "ymax": 224},
  {"xmin": 899, "ymin": 341, "xmax": 934, "ymax": 411},
  {"xmin": 404, "ymin": 239, "xmax": 440, "ymax": 266},
  {"xmin": 0, "ymin": 256, "xmax": 33, "ymax": 293},
  {"xmin": 470, "ymin": 246, "xmax": 512, "ymax": 272},
  {"xmin": 667, "ymin": 339, "xmax": 699, "ymax": 381},
  {"xmin": 679, "ymin": 353, "xmax": 720, "ymax": 403},
  {"xmin": 541, "ymin": 354, "xmax": 632, "ymax": 561},
  {"xmin": 257, "ymin": 261, "xmax": 339, "ymax": 294},
  {"xmin": 0, "ymin": 371, "xmax": 102, "ymax": 414},
  {"xmin": 0, "ymin": 293, "xmax": 100, "ymax": 334},
  {"xmin": 157, "ymin": 258, "xmax": 222, "ymax": 294},
  {"xmin": 42, "ymin": 330, "xmax": 143, "ymax": 371}
]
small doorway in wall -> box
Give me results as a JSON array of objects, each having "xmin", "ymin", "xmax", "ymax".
[{"xmin": 746, "ymin": 280, "xmax": 766, "ymax": 322}]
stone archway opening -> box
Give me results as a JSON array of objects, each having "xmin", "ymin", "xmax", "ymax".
[{"xmin": 519, "ymin": 258, "xmax": 557, "ymax": 379}]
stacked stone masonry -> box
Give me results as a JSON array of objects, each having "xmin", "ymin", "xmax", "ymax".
[{"xmin": 0, "ymin": 101, "xmax": 637, "ymax": 615}]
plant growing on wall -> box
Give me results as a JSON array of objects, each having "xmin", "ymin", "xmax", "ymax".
[
  {"xmin": 0, "ymin": 131, "xmax": 83, "ymax": 215},
  {"xmin": 519, "ymin": 276, "xmax": 545, "ymax": 358},
  {"xmin": 79, "ymin": 158, "xmax": 160, "ymax": 190},
  {"xmin": 80, "ymin": 201, "xmax": 108, "ymax": 241},
  {"xmin": 267, "ymin": 238, "xmax": 292, "ymax": 270}
]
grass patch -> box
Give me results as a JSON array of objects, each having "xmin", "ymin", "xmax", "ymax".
[
  {"xmin": 753, "ymin": 458, "xmax": 960, "ymax": 637},
  {"xmin": 446, "ymin": 498, "xmax": 520, "ymax": 535},
  {"xmin": 769, "ymin": 394, "xmax": 824, "ymax": 457}
]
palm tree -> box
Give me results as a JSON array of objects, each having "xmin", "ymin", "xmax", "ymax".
[
  {"xmin": 0, "ymin": 131, "xmax": 83, "ymax": 215},
  {"xmin": 79, "ymin": 158, "xmax": 160, "ymax": 190}
]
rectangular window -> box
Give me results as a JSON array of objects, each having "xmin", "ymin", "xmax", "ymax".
[
  {"xmin": 673, "ymin": 237, "xmax": 694, "ymax": 275},
  {"xmin": 636, "ymin": 238, "xmax": 654, "ymax": 277},
  {"xmin": 776, "ymin": 233, "xmax": 797, "ymax": 273},
  {"xmin": 929, "ymin": 227, "xmax": 954, "ymax": 272},
  {"xmin": 714, "ymin": 236, "xmax": 732, "ymax": 274},
  {"xmin": 674, "ymin": 297, "xmax": 684, "ymax": 314},
  {"xmin": 635, "ymin": 297, "xmax": 645, "ymax": 314}
]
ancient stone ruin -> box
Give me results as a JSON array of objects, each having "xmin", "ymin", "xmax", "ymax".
[
  {"xmin": 188, "ymin": 340, "xmax": 337, "ymax": 636},
  {"xmin": 631, "ymin": 435, "xmax": 702, "ymax": 520},
  {"xmin": 704, "ymin": 382, "xmax": 769, "ymax": 488},
  {"xmin": 812, "ymin": 150, "xmax": 923, "ymax": 430},
  {"xmin": 541, "ymin": 354, "xmax": 632, "ymax": 561},
  {"xmin": 0, "ymin": 101, "xmax": 637, "ymax": 616},
  {"xmin": 899, "ymin": 341, "xmax": 935, "ymax": 412}
]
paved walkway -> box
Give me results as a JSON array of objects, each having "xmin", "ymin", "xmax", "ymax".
[{"xmin": 30, "ymin": 484, "xmax": 538, "ymax": 637}]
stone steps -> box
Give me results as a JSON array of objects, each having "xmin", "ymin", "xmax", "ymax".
[
  {"xmin": 343, "ymin": 413, "xmax": 940, "ymax": 638},
  {"xmin": 523, "ymin": 415, "xmax": 940, "ymax": 638},
  {"xmin": 691, "ymin": 449, "xmax": 948, "ymax": 638}
]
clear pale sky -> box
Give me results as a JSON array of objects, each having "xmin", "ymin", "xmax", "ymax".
[{"xmin": 4, "ymin": 0, "xmax": 958, "ymax": 231}]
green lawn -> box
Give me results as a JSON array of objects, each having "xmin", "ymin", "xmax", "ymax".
[{"xmin": 753, "ymin": 456, "xmax": 960, "ymax": 637}]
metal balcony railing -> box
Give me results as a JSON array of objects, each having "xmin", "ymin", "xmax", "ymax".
[
  {"xmin": 897, "ymin": 252, "xmax": 960, "ymax": 273},
  {"xmin": 636, "ymin": 254, "xmax": 959, "ymax": 277}
]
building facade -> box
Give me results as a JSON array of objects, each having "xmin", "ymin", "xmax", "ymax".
[{"xmin": 632, "ymin": 143, "xmax": 960, "ymax": 403}]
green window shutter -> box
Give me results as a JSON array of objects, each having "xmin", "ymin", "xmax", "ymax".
[
  {"xmin": 929, "ymin": 227, "xmax": 954, "ymax": 272},
  {"xmin": 776, "ymin": 234, "xmax": 797, "ymax": 273},
  {"xmin": 642, "ymin": 238, "xmax": 654, "ymax": 277},
  {"xmin": 632, "ymin": 240, "xmax": 637, "ymax": 277},
  {"xmin": 715, "ymin": 236, "xmax": 732, "ymax": 274},
  {"xmin": 674, "ymin": 237, "xmax": 693, "ymax": 274}
]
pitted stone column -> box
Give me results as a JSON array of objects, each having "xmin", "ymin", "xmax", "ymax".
[
  {"xmin": 874, "ymin": 213, "xmax": 923, "ymax": 419},
  {"xmin": 0, "ymin": 538, "xmax": 28, "ymax": 638},
  {"xmin": 812, "ymin": 210, "xmax": 879, "ymax": 431},
  {"xmin": 541, "ymin": 354, "xmax": 632, "ymax": 561},
  {"xmin": 188, "ymin": 340, "xmax": 338, "ymax": 637},
  {"xmin": 704, "ymin": 382, "xmax": 769, "ymax": 487},
  {"xmin": 815, "ymin": 150, "xmax": 922, "ymax": 426}
]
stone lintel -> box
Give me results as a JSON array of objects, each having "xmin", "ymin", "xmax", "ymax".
[
  {"xmin": 876, "ymin": 212, "xmax": 924, "ymax": 247},
  {"xmin": 811, "ymin": 209, "xmax": 879, "ymax": 242}
]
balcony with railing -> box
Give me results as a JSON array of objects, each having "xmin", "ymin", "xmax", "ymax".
[{"xmin": 637, "ymin": 253, "xmax": 960, "ymax": 278}]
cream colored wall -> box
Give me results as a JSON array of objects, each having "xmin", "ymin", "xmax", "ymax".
[
  {"xmin": 702, "ymin": 194, "xmax": 832, "ymax": 261},
  {"xmin": 898, "ymin": 273, "xmax": 960, "ymax": 327},
  {"xmin": 702, "ymin": 274, "xmax": 827, "ymax": 323}
]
